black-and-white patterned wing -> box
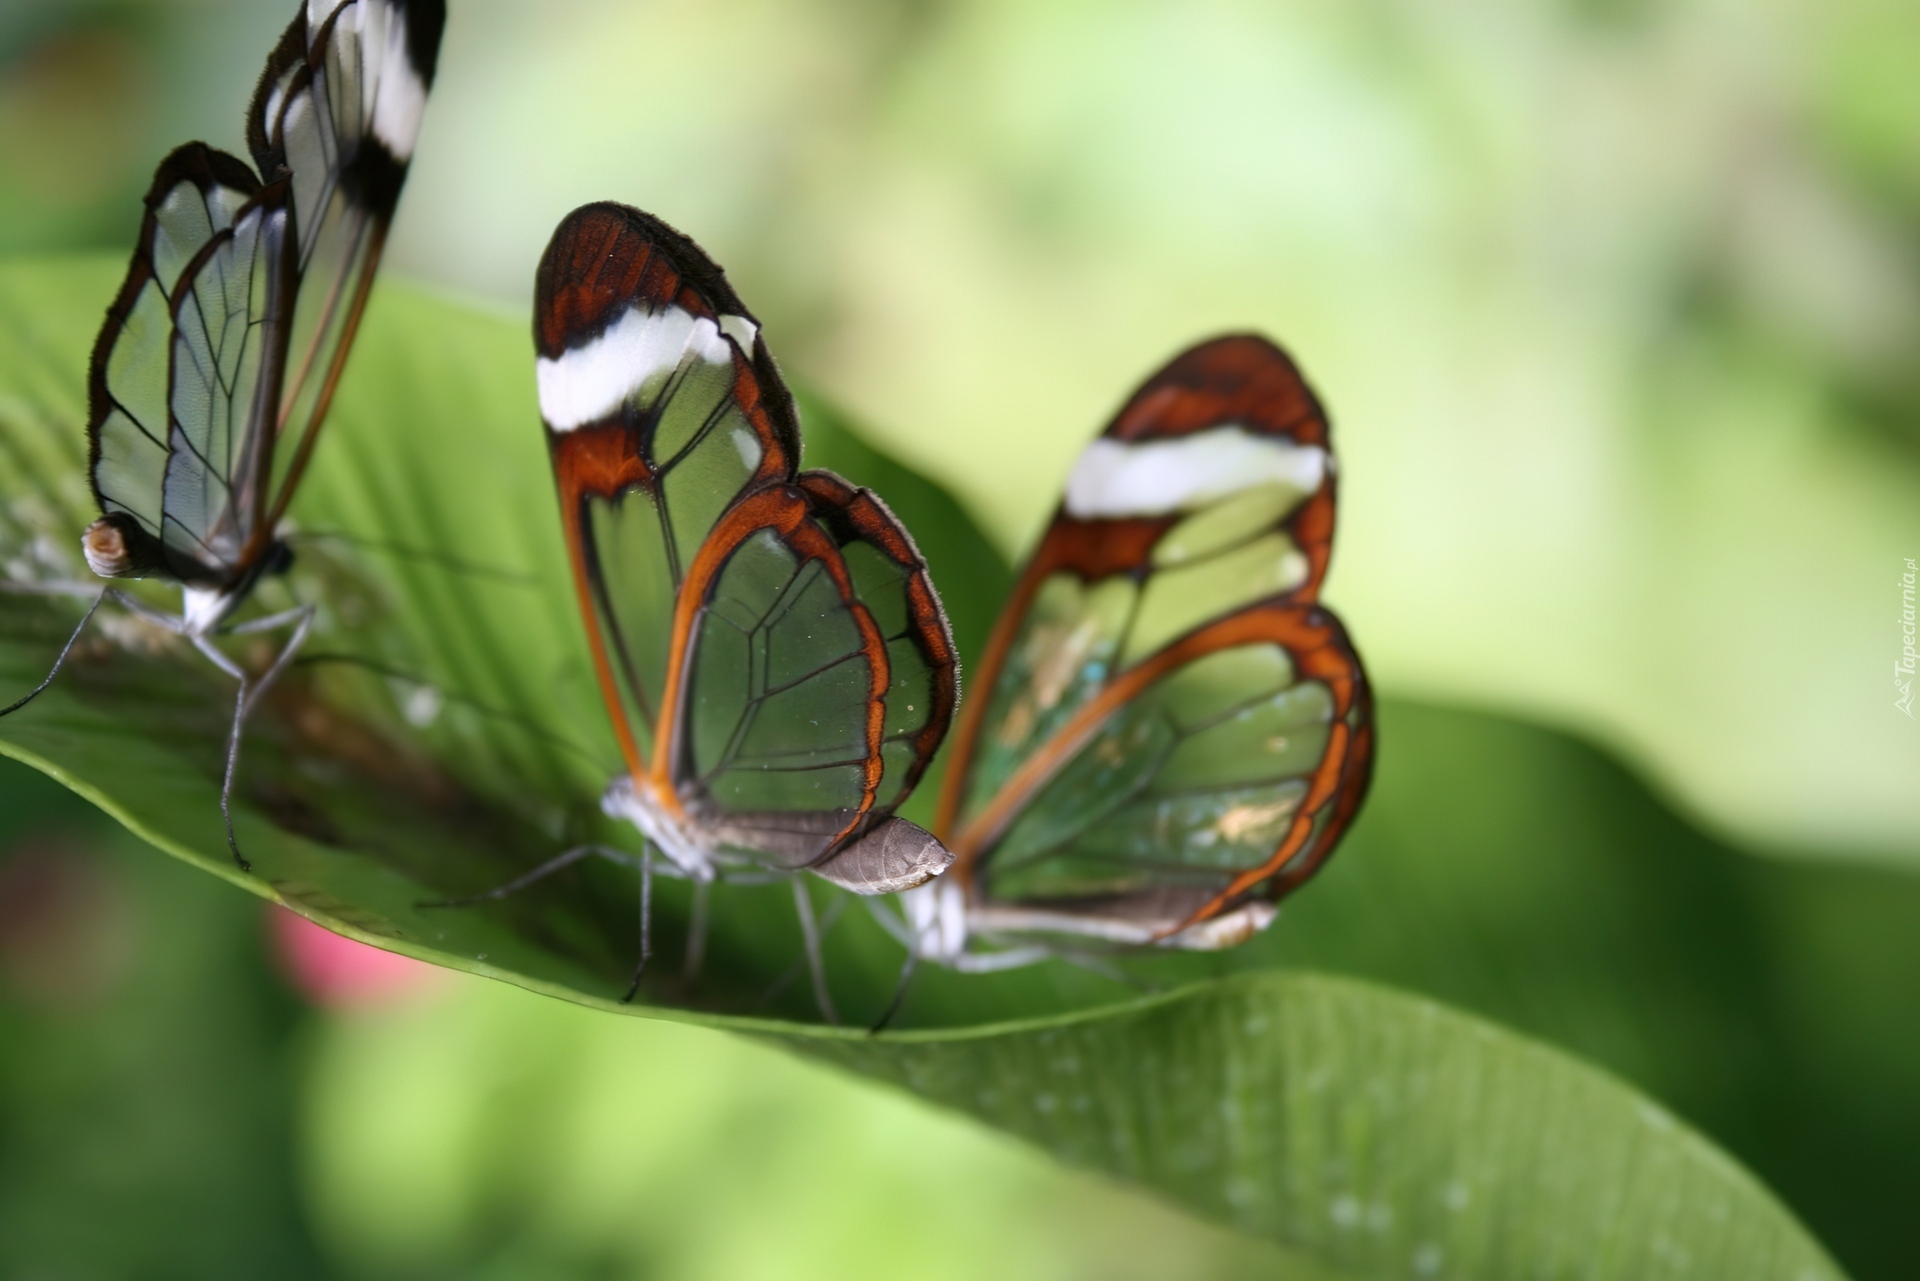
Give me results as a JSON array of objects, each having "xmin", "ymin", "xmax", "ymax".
[
  {"xmin": 249, "ymin": 0, "xmax": 446, "ymax": 523},
  {"xmin": 85, "ymin": 145, "xmax": 296, "ymax": 586}
]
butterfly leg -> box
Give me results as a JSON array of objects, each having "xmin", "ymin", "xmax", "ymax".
[
  {"xmin": 753, "ymin": 889, "xmax": 848, "ymax": 1020},
  {"xmin": 621, "ymin": 847, "xmax": 654, "ymax": 1003},
  {"xmin": 187, "ymin": 604, "xmax": 315, "ymax": 872},
  {"xmin": 860, "ymin": 896, "xmax": 916, "ymax": 949},
  {"xmin": 869, "ymin": 949, "xmax": 919, "ymax": 1035},
  {"xmin": 1054, "ymin": 949, "xmax": 1150, "ymax": 989},
  {"xmin": 104, "ymin": 588, "xmax": 187, "ymax": 632},
  {"xmin": 232, "ymin": 604, "xmax": 315, "ymax": 717},
  {"xmin": 789, "ymin": 877, "xmax": 840, "ymax": 1025},
  {"xmin": 187, "ymin": 633, "xmax": 258, "ymax": 872},
  {"xmin": 952, "ymin": 945, "xmax": 1053, "ymax": 974},
  {"xmin": 0, "ymin": 589, "xmax": 106, "ymax": 717},
  {"xmin": 682, "ymin": 877, "xmax": 710, "ymax": 986}
]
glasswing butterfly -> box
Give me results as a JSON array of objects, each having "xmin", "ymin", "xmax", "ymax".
[
  {"xmin": 881, "ymin": 336, "xmax": 1374, "ymax": 982},
  {"xmin": 440, "ymin": 203, "xmax": 960, "ymax": 1018},
  {"xmin": 0, "ymin": 0, "xmax": 446, "ymax": 868}
]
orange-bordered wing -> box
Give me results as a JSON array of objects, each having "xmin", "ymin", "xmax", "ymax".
[
  {"xmin": 934, "ymin": 334, "xmax": 1372, "ymax": 945},
  {"xmin": 535, "ymin": 204, "xmax": 957, "ymax": 891}
]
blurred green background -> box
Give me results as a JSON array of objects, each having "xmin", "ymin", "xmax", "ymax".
[{"xmin": 1, "ymin": 0, "xmax": 1916, "ymax": 1277}]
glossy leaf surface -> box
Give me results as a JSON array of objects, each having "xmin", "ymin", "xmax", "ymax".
[{"xmin": 0, "ymin": 256, "xmax": 1855, "ymax": 1279}]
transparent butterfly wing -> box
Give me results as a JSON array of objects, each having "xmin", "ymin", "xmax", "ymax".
[
  {"xmin": 968, "ymin": 605, "xmax": 1371, "ymax": 935},
  {"xmin": 939, "ymin": 335, "xmax": 1372, "ymax": 940},
  {"xmin": 536, "ymin": 204, "xmax": 797, "ymax": 766},
  {"xmin": 250, "ymin": 0, "xmax": 446, "ymax": 526},
  {"xmin": 535, "ymin": 204, "xmax": 956, "ymax": 883},
  {"xmin": 83, "ymin": 0, "xmax": 442, "ymax": 589},
  {"xmin": 87, "ymin": 145, "xmax": 292, "ymax": 585},
  {"xmin": 682, "ymin": 474, "xmax": 956, "ymax": 871}
]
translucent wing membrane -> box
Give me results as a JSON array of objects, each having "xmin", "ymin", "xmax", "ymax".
[
  {"xmin": 86, "ymin": 146, "xmax": 292, "ymax": 585},
  {"xmin": 250, "ymin": 0, "xmax": 446, "ymax": 526},
  {"xmin": 683, "ymin": 476, "xmax": 957, "ymax": 868},
  {"xmin": 966, "ymin": 606, "xmax": 1371, "ymax": 939},
  {"xmin": 81, "ymin": 0, "xmax": 442, "ymax": 591},
  {"xmin": 536, "ymin": 204, "xmax": 957, "ymax": 890},
  {"xmin": 937, "ymin": 335, "xmax": 1372, "ymax": 944},
  {"xmin": 537, "ymin": 204, "xmax": 797, "ymax": 765}
]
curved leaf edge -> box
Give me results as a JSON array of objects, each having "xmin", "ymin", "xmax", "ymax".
[{"xmin": 0, "ymin": 722, "xmax": 1857, "ymax": 1281}]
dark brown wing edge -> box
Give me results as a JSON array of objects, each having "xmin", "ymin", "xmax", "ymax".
[
  {"xmin": 796, "ymin": 468, "xmax": 960, "ymax": 821},
  {"xmin": 533, "ymin": 202, "xmax": 801, "ymax": 467},
  {"xmin": 650, "ymin": 482, "xmax": 891, "ymax": 855},
  {"xmin": 1103, "ymin": 332, "xmax": 1336, "ymax": 601},
  {"xmin": 1186, "ymin": 602, "xmax": 1373, "ymax": 930},
  {"xmin": 944, "ymin": 600, "xmax": 1371, "ymax": 928},
  {"xmin": 84, "ymin": 143, "xmax": 266, "ymax": 585},
  {"xmin": 935, "ymin": 333, "xmax": 1340, "ymax": 841}
]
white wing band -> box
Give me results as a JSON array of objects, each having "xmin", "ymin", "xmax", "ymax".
[
  {"xmin": 369, "ymin": 4, "xmax": 428, "ymax": 160},
  {"xmin": 1063, "ymin": 426, "xmax": 1327, "ymax": 519},
  {"xmin": 536, "ymin": 304, "xmax": 740, "ymax": 432}
]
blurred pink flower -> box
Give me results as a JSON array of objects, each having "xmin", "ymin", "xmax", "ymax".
[{"xmin": 269, "ymin": 906, "xmax": 443, "ymax": 1007}]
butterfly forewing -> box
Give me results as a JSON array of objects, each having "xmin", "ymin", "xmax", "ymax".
[
  {"xmin": 160, "ymin": 180, "xmax": 297, "ymax": 577},
  {"xmin": 536, "ymin": 204, "xmax": 798, "ymax": 774},
  {"xmin": 939, "ymin": 335, "xmax": 1371, "ymax": 940},
  {"xmin": 250, "ymin": 0, "xmax": 446, "ymax": 527},
  {"xmin": 82, "ymin": 0, "xmax": 442, "ymax": 591},
  {"xmin": 535, "ymin": 204, "xmax": 958, "ymax": 887},
  {"xmin": 87, "ymin": 145, "xmax": 290, "ymax": 585}
]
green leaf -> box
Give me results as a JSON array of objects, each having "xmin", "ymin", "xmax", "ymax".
[
  {"xmin": 0, "ymin": 760, "xmax": 330, "ymax": 1277},
  {"xmin": 795, "ymin": 972, "xmax": 1834, "ymax": 1281},
  {"xmin": 0, "ymin": 255, "xmax": 1848, "ymax": 1278}
]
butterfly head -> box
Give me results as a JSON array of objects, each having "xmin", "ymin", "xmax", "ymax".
[
  {"xmin": 81, "ymin": 514, "xmax": 165, "ymax": 580},
  {"xmin": 261, "ymin": 538, "xmax": 297, "ymax": 578}
]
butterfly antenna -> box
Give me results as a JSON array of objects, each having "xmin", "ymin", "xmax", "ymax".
[
  {"xmin": 415, "ymin": 843, "xmax": 632, "ymax": 909},
  {"xmin": 789, "ymin": 878, "xmax": 840, "ymax": 1025},
  {"xmin": 0, "ymin": 589, "xmax": 105, "ymax": 718},
  {"xmin": 285, "ymin": 530, "xmax": 539, "ymax": 587},
  {"xmin": 682, "ymin": 878, "xmax": 710, "ymax": 987},
  {"xmin": 622, "ymin": 847, "xmax": 655, "ymax": 1003}
]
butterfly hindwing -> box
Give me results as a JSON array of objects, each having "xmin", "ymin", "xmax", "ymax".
[
  {"xmin": 86, "ymin": 145, "xmax": 292, "ymax": 585},
  {"xmin": 794, "ymin": 471, "xmax": 958, "ymax": 817},
  {"xmin": 675, "ymin": 473, "xmax": 957, "ymax": 879},
  {"xmin": 250, "ymin": 0, "xmax": 447, "ymax": 526},
  {"xmin": 938, "ymin": 335, "xmax": 1371, "ymax": 943},
  {"xmin": 965, "ymin": 604, "xmax": 1371, "ymax": 940}
]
